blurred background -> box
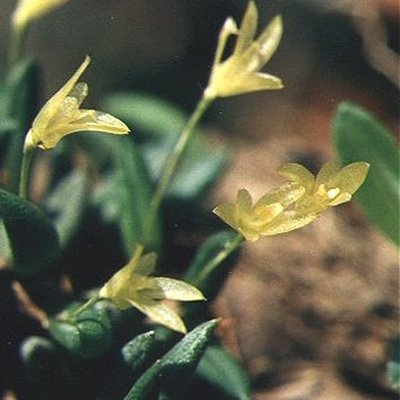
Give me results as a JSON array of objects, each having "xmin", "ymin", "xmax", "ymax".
[{"xmin": 0, "ymin": 1, "xmax": 399, "ymax": 399}]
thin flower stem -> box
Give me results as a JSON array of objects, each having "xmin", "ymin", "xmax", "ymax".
[
  {"xmin": 192, "ymin": 233, "xmax": 243, "ymax": 285},
  {"xmin": 18, "ymin": 143, "xmax": 34, "ymax": 199},
  {"xmin": 9, "ymin": 27, "xmax": 25, "ymax": 66},
  {"xmin": 71, "ymin": 295, "xmax": 100, "ymax": 318},
  {"xmin": 142, "ymin": 94, "xmax": 214, "ymax": 245}
]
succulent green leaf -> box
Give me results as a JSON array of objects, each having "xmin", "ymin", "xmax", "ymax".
[
  {"xmin": 103, "ymin": 93, "xmax": 230, "ymax": 205},
  {"xmin": 123, "ymin": 319, "xmax": 217, "ymax": 400},
  {"xmin": 122, "ymin": 330, "xmax": 157, "ymax": 371},
  {"xmin": 196, "ymin": 344, "xmax": 251, "ymax": 399},
  {"xmin": 101, "ymin": 92, "xmax": 186, "ymax": 140},
  {"xmin": 92, "ymin": 136, "xmax": 161, "ymax": 255},
  {"xmin": 333, "ymin": 102, "xmax": 400, "ymax": 246},
  {"xmin": 0, "ymin": 188, "xmax": 59, "ymax": 276},
  {"xmin": 20, "ymin": 336, "xmax": 74, "ymax": 397},
  {"xmin": 387, "ymin": 333, "xmax": 400, "ymax": 390},
  {"xmin": 45, "ymin": 169, "xmax": 89, "ymax": 248},
  {"xmin": 49, "ymin": 308, "xmax": 112, "ymax": 358},
  {"xmin": 2, "ymin": 59, "xmax": 41, "ymax": 192}
]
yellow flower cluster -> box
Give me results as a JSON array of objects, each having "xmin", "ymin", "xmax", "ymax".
[
  {"xmin": 213, "ymin": 162, "xmax": 369, "ymax": 241},
  {"xmin": 205, "ymin": 0, "xmax": 283, "ymax": 99},
  {"xmin": 24, "ymin": 56, "xmax": 130, "ymax": 151},
  {"xmin": 99, "ymin": 247, "xmax": 205, "ymax": 334}
]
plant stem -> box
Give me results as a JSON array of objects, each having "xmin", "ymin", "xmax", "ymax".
[
  {"xmin": 9, "ymin": 26, "xmax": 26, "ymax": 66},
  {"xmin": 71, "ymin": 295, "xmax": 100, "ymax": 318},
  {"xmin": 192, "ymin": 233, "xmax": 243, "ymax": 285},
  {"xmin": 19, "ymin": 143, "xmax": 34, "ymax": 199},
  {"xmin": 142, "ymin": 94, "xmax": 214, "ymax": 245}
]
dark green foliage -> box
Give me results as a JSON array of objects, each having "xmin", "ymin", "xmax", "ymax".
[
  {"xmin": 102, "ymin": 93, "xmax": 230, "ymax": 205},
  {"xmin": 45, "ymin": 169, "xmax": 89, "ymax": 248},
  {"xmin": 49, "ymin": 306, "xmax": 112, "ymax": 359},
  {"xmin": 333, "ymin": 102, "xmax": 400, "ymax": 246},
  {"xmin": 0, "ymin": 188, "xmax": 59, "ymax": 276},
  {"xmin": 20, "ymin": 336, "xmax": 74, "ymax": 398},
  {"xmin": 122, "ymin": 330, "xmax": 157, "ymax": 372},
  {"xmin": 1, "ymin": 59, "xmax": 41, "ymax": 192},
  {"xmin": 387, "ymin": 333, "xmax": 400, "ymax": 390},
  {"xmin": 123, "ymin": 320, "xmax": 217, "ymax": 400},
  {"xmin": 196, "ymin": 344, "xmax": 251, "ymax": 400},
  {"xmin": 91, "ymin": 135, "xmax": 161, "ymax": 255}
]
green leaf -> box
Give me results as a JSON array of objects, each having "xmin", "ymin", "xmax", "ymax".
[
  {"xmin": 122, "ymin": 330, "xmax": 157, "ymax": 371},
  {"xmin": 387, "ymin": 333, "xmax": 400, "ymax": 390},
  {"xmin": 196, "ymin": 345, "xmax": 250, "ymax": 400},
  {"xmin": 2, "ymin": 59, "xmax": 41, "ymax": 192},
  {"xmin": 101, "ymin": 92, "xmax": 186, "ymax": 140},
  {"xmin": 333, "ymin": 102, "xmax": 400, "ymax": 246},
  {"xmin": 49, "ymin": 307, "xmax": 112, "ymax": 358},
  {"xmin": 45, "ymin": 169, "xmax": 89, "ymax": 248},
  {"xmin": 20, "ymin": 336, "xmax": 73, "ymax": 397},
  {"xmin": 123, "ymin": 319, "xmax": 217, "ymax": 400},
  {"xmin": 167, "ymin": 136, "xmax": 229, "ymax": 202},
  {"xmin": 92, "ymin": 136, "xmax": 161, "ymax": 255},
  {"xmin": 0, "ymin": 188, "xmax": 59, "ymax": 276},
  {"xmin": 103, "ymin": 93, "xmax": 230, "ymax": 205}
]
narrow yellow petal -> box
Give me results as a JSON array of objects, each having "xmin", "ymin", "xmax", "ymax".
[
  {"xmin": 315, "ymin": 161, "xmax": 340, "ymax": 187},
  {"xmin": 128, "ymin": 299, "xmax": 187, "ymax": 334},
  {"xmin": 32, "ymin": 56, "xmax": 91, "ymax": 133},
  {"xmin": 152, "ymin": 277, "xmax": 205, "ymax": 301},
  {"xmin": 212, "ymin": 203, "xmax": 237, "ymax": 230},
  {"xmin": 66, "ymin": 82, "xmax": 89, "ymax": 110},
  {"xmin": 236, "ymin": 188, "xmax": 253, "ymax": 213},
  {"xmin": 335, "ymin": 162, "xmax": 370, "ymax": 195},
  {"xmin": 67, "ymin": 110, "xmax": 130, "ymax": 134},
  {"xmin": 255, "ymin": 15, "xmax": 283, "ymax": 66},
  {"xmin": 255, "ymin": 183, "xmax": 305, "ymax": 209},
  {"xmin": 278, "ymin": 163, "xmax": 315, "ymax": 192},
  {"xmin": 229, "ymin": 72, "xmax": 283, "ymax": 96},
  {"xmin": 235, "ymin": 1, "xmax": 258, "ymax": 55},
  {"xmin": 261, "ymin": 210, "xmax": 318, "ymax": 236}
]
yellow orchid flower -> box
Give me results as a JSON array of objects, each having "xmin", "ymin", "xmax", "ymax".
[
  {"xmin": 99, "ymin": 247, "xmax": 205, "ymax": 334},
  {"xmin": 278, "ymin": 161, "xmax": 370, "ymax": 214},
  {"xmin": 12, "ymin": 0, "xmax": 69, "ymax": 33},
  {"xmin": 213, "ymin": 183, "xmax": 316, "ymax": 241},
  {"xmin": 204, "ymin": 0, "xmax": 283, "ymax": 99},
  {"xmin": 24, "ymin": 56, "xmax": 130, "ymax": 151}
]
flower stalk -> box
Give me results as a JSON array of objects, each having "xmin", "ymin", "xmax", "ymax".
[
  {"xmin": 191, "ymin": 233, "xmax": 243, "ymax": 286},
  {"xmin": 18, "ymin": 140, "xmax": 35, "ymax": 199},
  {"xmin": 142, "ymin": 94, "xmax": 214, "ymax": 245}
]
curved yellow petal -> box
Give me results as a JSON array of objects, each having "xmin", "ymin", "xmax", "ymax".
[
  {"xmin": 254, "ymin": 15, "xmax": 283, "ymax": 66},
  {"xmin": 236, "ymin": 188, "xmax": 253, "ymax": 213},
  {"xmin": 278, "ymin": 163, "xmax": 315, "ymax": 192},
  {"xmin": 235, "ymin": 1, "xmax": 258, "ymax": 55},
  {"xmin": 128, "ymin": 299, "xmax": 187, "ymax": 334},
  {"xmin": 260, "ymin": 210, "xmax": 318, "ymax": 236},
  {"xmin": 335, "ymin": 162, "xmax": 370, "ymax": 195},
  {"xmin": 212, "ymin": 202, "xmax": 237, "ymax": 230},
  {"xmin": 152, "ymin": 277, "xmax": 205, "ymax": 301},
  {"xmin": 315, "ymin": 161, "xmax": 340, "ymax": 187},
  {"xmin": 255, "ymin": 183, "xmax": 305, "ymax": 209},
  {"xmin": 32, "ymin": 56, "xmax": 91, "ymax": 134}
]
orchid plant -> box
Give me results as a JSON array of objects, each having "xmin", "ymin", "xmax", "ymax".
[{"xmin": 0, "ymin": 1, "xmax": 391, "ymax": 399}]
